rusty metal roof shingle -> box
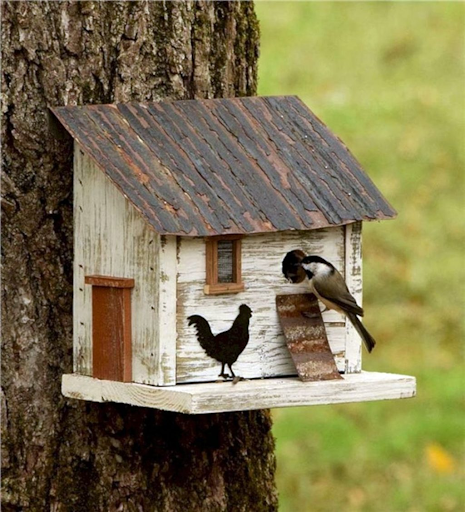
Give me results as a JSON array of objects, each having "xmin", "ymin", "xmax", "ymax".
[{"xmin": 51, "ymin": 96, "xmax": 396, "ymax": 236}]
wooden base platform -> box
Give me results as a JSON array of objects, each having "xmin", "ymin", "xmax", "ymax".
[{"xmin": 62, "ymin": 372, "xmax": 416, "ymax": 414}]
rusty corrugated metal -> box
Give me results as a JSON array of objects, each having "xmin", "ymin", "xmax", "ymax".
[
  {"xmin": 51, "ymin": 96, "xmax": 396, "ymax": 236},
  {"xmin": 276, "ymin": 293, "xmax": 342, "ymax": 381}
]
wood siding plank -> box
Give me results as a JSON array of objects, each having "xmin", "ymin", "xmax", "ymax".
[
  {"xmin": 344, "ymin": 221, "xmax": 363, "ymax": 373},
  {"xmin": 156, "ymin": 236, "xmax": 177, "ymax": 386}
]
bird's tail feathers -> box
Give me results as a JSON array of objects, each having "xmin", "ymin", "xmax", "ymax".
[
  {"xmin": 347, "ymin": 313, "xmax": 376, "ymax": 353},
  {"xmin": 187, "ymin": 315, "xmax": 216, "ymax": 357}
]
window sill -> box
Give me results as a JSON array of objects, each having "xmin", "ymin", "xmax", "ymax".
[{"xmin": 204, "ymin": 283, "xmax": 245, "ymax": 295}]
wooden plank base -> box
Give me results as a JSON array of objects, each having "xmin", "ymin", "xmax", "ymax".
[{"xmin": 62, "ymin": 372, "xmax": 416, "ymax": 414}]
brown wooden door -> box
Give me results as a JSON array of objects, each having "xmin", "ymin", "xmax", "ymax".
[{"xmin": 85, "ymin": 276, "xmax": 134, "ymax": 382}]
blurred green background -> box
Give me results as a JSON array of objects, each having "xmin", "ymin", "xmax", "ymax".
[{"xmin": 255, "ymin": 2, "xmax": 464, "ymax": 511}]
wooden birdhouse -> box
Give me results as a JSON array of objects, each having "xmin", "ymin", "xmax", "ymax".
[{"xmin": 51, "ymin": 96, "xmax": 415, "ymax": 413}]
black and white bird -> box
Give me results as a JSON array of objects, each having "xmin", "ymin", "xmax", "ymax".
[
  {"xmin": 283, "ymin": 251, "xmax": 376, "ymax": 353},
  {"xmin": 300, "ymin": 255, "xmax": 376, "ymax": 353}
]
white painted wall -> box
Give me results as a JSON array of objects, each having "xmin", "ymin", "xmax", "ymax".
[
  {"xmin": 73, "ymin": 144, "xmax": 176, "ymax": 386},
  {"xmin": 176, "ymin": 227, "xmax": 361, "ymax": 384}
]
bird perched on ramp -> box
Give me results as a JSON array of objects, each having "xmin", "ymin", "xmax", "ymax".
[
  {"xmin": 188, "ymin": 304, "xmax": 252, "ymax": 382},
  {"xmin": 282, "ymin": 250, "xmax": 376, "ymax": 353},
  {"xmin": 300, "ymin": 255, "xmax": 376, "ymax": 353}
]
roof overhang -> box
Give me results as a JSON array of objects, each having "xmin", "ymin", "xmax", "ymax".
[{"xmin": 50, "ymin": 96, "xmax": 396, "ymax": 236}]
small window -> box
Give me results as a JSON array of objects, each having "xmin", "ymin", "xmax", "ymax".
[{"xmin": 204, "ymin": 236, "xmax": 244, "ymax": 295}]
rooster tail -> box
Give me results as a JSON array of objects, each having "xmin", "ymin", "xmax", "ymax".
[
  {"xmin": 187, "ymin": 315, "xmax": 216, "ymax": 357},
  {"xmin": 347, "ymin": 313, "xmax": 376, "ymax": 353}
]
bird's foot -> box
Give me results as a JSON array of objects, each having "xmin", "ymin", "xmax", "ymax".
[{"xmin": 218, "ymin": 372, "xmax": 231, "ymax": 380}]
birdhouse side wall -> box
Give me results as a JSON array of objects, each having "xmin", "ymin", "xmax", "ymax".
[
  {"xmin": 73, "ymin": 145, "xmax": 175, "ymax": 386},
  {"xmin": 176, "ymin": 227, "xmax": 362, "ymax": 384}
]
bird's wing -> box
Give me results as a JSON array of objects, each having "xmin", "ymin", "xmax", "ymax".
[{"xmin": 312, "ymin": 273, "xmax": 364, "ymax": 316}]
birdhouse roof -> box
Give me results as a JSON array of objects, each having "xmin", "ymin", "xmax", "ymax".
[{"xmin": 51, "ymin": 96, "xmax": 396, "ymax": 236}]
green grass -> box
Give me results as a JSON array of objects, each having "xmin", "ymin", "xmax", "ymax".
[{"xmin": 255, "ymin": 2, "xmax": 465, "ymax": 511}]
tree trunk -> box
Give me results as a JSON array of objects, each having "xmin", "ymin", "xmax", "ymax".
[{"xmin": 1, "ymin": 2, "xmax": 277, "ymax": 510}]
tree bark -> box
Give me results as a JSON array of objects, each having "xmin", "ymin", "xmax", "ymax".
[{"xmin": 1, "ymin": 2, "xmax": 277, "ymax": 510}]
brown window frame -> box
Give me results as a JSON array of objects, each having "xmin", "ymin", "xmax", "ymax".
[
  {"xmin": 204, "ymin": 235, "xmax": 245, "ymax": 295},
  {"xmin": 85, "ymin": 275, "xmax": 134, "ymax": 382}
]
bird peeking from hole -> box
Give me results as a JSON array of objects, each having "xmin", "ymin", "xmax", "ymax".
[
  {"xmin": 188, "ymin": 304, "xmax": 252, "ymax": 384},
  {"xmin": 281, "ymin": 249, "xmax": 307, "ymax": 284},
  {"xmin": 282, "ymin": 250, "xmax": 376, "ymax": 353}
]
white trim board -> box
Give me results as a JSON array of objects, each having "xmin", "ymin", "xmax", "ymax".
[{"xmin": 62, "ymin": 372, "xmax": 416, "ymax": 414}]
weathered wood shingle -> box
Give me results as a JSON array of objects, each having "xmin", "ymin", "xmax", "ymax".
[{"xmin": 51, "ymin": 96, "xmax": 396, "ymax": 236}]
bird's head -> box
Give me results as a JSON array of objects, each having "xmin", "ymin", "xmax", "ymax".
[
  {"xmin": 282, "ymin": 249, "xmax": 307, "ymax": 283},
  {"xmin": 300, "ymin": 255, "xmax": 334, "ymax": 278},
  {"xmin": 239, "ymin": 304, "xmax": 252, "ymax": 318}
]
